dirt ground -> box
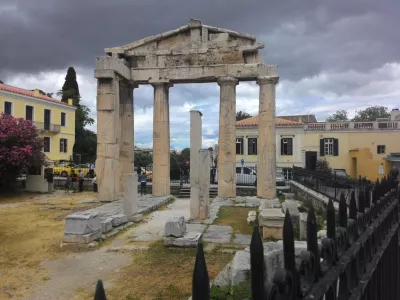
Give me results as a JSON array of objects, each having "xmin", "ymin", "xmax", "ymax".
[{"xmin": 0, "ymin": 190, "xmax": 100, "ymax": 299}]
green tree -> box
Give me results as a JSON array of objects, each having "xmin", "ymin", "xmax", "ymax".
[
  {"xmin": 236, "ymin": 111, "xmax": 252, "ymax": 121},
  {"xmin": 326, "ymin": 109, "xmax": 348, "ymax": 122},
  {"xmin": 352, "ymin": 106, "xmax": 390, "ymax": 122},
  {"xmin": 61, "ymin": 67, "xmax": 80, "ymax": 105},
  {"xmin": 134, "ymin": 152, "xmax": 152, "ymax": 168},
  {"xmin": 58, "ymin": 68, "xmax": 96, "ymax": 163}
]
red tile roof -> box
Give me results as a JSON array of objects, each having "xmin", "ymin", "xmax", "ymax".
[
  {"xmin": 0, "ymin": 83, "xmax": 71, "ymax": 107},
  {"xmin": 236, "ymin": 115, "xmax": 304, "ymax": 127}
]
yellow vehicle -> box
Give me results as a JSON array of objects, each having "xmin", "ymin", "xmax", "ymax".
[
  {"xmin": 144, "ymin": 167, "xmax": 152, "ymax": 181},
  {"xmin": 53, "ymin": 161, "xmax": 75, "ymax": 177},
  {"xmin": 72, "ymin": 164, "xmax": 91, "ymax": 177}
]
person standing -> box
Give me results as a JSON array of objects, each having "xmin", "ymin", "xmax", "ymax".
[
  {"xmin": 137, "ymin": 166, "xmax": 142, "ymax": 182},
  {"xmin": 78, "ymin": 169, "xmax": 84, "ymax": 192},
  {"xmin": 65, "ymin": 175, "xmax": 71, "ymax": 193},
  {"xmin": 140, "ymin": 173, "xmax": 148, "ymax": 195}
]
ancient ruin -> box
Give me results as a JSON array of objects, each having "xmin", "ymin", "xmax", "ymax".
[{"xmin": 95, "ymin": 19, "xmax": 279, "ymax": 201}]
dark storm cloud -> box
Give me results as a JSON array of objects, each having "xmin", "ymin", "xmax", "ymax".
[{"xmin": 1, "ymin": 0, "xmax": 399, "ymax": 81}]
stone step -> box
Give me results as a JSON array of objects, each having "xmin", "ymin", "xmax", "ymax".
[{"xmin": 178, "ymin": 188, "xmax": 218, "ymax": 198}]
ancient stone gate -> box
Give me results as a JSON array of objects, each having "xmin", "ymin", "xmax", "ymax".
[{"xmin": 95, "ymin": 19, "xmax": 279, "ymax": 201}]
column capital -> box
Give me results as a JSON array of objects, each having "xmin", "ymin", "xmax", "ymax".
[
  {"xmin": 129, "ymin": 81, "xmax": 139, "ymax": 89},
  {"xmin": 257, "ymin": 76, "xmax": 279, "ymax": 85},
  {"xmin": 150, "ymin": 81, "xmax": 173, "ymax": 89},
  {"xmin": 217, "ymin": 76, "xmax": 238, "ymax": 86}
]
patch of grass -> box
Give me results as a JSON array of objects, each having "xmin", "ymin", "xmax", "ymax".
[
  {"xmin": 278, "ymin": 195, "xmax": 285, "ymax": 203},
  {"xmin": 214, "ymin": 207, "xmax": 254, "ymax": 235},
  {"xmin": 0, "ymin": 191, "xmax": 100, "ymax": 299},
  {"xmin": 79, "ymin": 240, "xmax": 234, "ymax": 300},
  {"xmin": 210, "ymin": 284, "xmax": 252, "ymax": 300}
]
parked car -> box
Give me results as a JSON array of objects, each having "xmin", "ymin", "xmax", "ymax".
[
  {"xmin": 214, "ymin": 167, "xmax": 257, "ymax": 186},
  {"xmin": 53, "ymin": 161, "xmax": 75, "ymax": 177},
  {"xmin": 276, "ymin": 173, "xmax": 286, "ymax": 186}
]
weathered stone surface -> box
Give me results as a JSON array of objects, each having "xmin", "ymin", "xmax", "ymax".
[
  {"xmin": 164, "ymin": 232, "xmax": 202, "ymax": 247},
  {"xmin": 190, "ymin": 110, "xmax": 202, "ymax": 220},
  {"xmin": 110, "ymin": 214, "xmax": 128, "ymax": 227},
  {"xmin": 282, "ymin": 192, "xmax": 295, "ymax": 199},
  {"xmin": 259, "ymin": 209, "xmax": 285, "ymax": 227},
  {"xmin": 123, "ymin": 173, "xmax": 138, "ymax": 218},
  {"xmin": 231, "ymin": 250, "xmax": 251, "ymax": 285},
  {"xmin": 107, "ymin": 245, "xmax": 149, "ymax": 252},
  {"xmin": 78, "ymin": 198, "xmax": 100, "ymax": 204},
  {"xmin": 234, "ymin": 234, "xmax": 252, "ymax": 245},
  {"xmin": 164, "ymin": 216, "xmax": 186, "ymax": 237},
  {"xmin": 186, "ymin": 223, "xmax": 207, "ymax": 234},
  {"xmin": 317, "ymin": 229, "xmax": 327, "ymax": 238},
  {"xmin": 282, "ymin": 201, "xmax": 300, "ymax": 216},
  {"xmin": 198, "ymin": 150, "xmax": 211, "ymax": 220},
  {"xmin": 64, "ymin": 212, "xmax": 101, "ymax": 235},
  {"xmin": 63, "ymin": 230, "xmax": 102, "ymax": 244},
  {"xmin": 204, "ymin": 225, "xmax": 232, "ymax": 243},
  {"xmin": 132, "ymin": 214, "xmax": 143, "ymax": 222},
  {"xmin": 262, "ymin": 226, "xmax": 283, "ymax": 240},
  {"xmin": 101, "ymin": 217, "xmax": 113, "ymax": 233},
  {"xmin": 299, "ymin": 212, "xmax": 308, "ymax": 240},
  {"xmin": 214, "ymin": 261, "xmax": 232, "ymax": 286},
  {"xmin": 247, "ymin": 211, "xmax": 257, "ymax": 225},
  {"xmin": 259, "ymin": 198, "xmax": 282, "ymax": 209}
]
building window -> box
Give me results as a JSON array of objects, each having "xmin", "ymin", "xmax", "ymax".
[
  {"xmin": 26, "ymin": 106, "xmax": 34, "ymax": 121},
  {"xmin": 60, "ymin": 138, "xmax": 68, "ymax": 153},
  {"xmin": 61, "ymin": 112, "xmax": 66, "ymax": 126},
  {"xmin": 377, "ymin": 145, "xmax": 386, "ymax": 154},
  {"xmin": 44, "ymin": 109, "xmax": 51, "ymax": 130},
  {"xmin": 320, "ymin": 138, "xmax": 339, "ymax": 156},
  {"xmin": 236, "ymin": 138, "xmax": 244, "ymax": 155},
  {"xmin": 4, "ymin": 101, "xmax": 12, "ymax": 115},
  {"xmin": 43, "ymin": 137, "xmax": 51, "ymax": 153},
  {"xmin": 248, "ymin": 138, "xmax": 257, "ymax": 155},
  {"xmin": 281, "ymin": 138, "xmax": 293, "ymax": 155}
]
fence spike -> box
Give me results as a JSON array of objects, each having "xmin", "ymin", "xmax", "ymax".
[
  {"xmin": 349, "ymin": 191, "xmax": 357, "ymax": 219},
  {"xmin": 283, "ymin": 210, "xmax": 299, "ymax": 299},
  {"xmin": 307, "ymin": 206, "xmax": 321, "ymax": 279},
  {"xmin": 364, "ymin": 185, "xmax": 370, "ymax": 208},
  {"xmin": 94, "ymin": 280, "xmax": 107, "ymax": 300},
  {"xmin": 327, "ymin": 198, "xmax": 336, "ymax": 240},
  {"xmin": 250, "ymin": 225, "xmax": 265, "ymax": 300},
  {"xmin": 339, "ymin": 192, "xmax": 347, "ymax": 228},
  {"xmin": 192, "ymin": 242, "xmax": 210, "ymax": 300},
  {"xmin": 358, "ymin": 189, "xmax": 365, "ymax": 213}
]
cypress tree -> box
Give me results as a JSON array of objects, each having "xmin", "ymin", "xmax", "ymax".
[{"xmin": 61, "ymin": 67, "xmax": 80, "ymax": 105}]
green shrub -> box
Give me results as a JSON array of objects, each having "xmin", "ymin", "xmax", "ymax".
[{"xmin": 210, "ymin": 284, "xmax": 252, "ymax": 300}]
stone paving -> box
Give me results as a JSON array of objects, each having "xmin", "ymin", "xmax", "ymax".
[{"xmin": 204, "ymin": 225, "xmax": 233, "ymax": 244}]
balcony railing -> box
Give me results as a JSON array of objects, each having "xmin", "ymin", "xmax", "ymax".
[
  {"xmin": 33, "ymin": 121, "xmax": 61, "ymax": 133},
  {"xmin": 304, "ymin": 120, "xmax": 400, "ymax": 131}
]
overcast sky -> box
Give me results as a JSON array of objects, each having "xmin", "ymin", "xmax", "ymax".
[{"xmin": 1, "ymin": 0, "xmax": 400, "ymax": 149}]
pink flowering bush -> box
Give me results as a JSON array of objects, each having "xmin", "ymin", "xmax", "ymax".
[{"xmin": 0, "ymin": 113, "xmax": 46, "ymax": 187}]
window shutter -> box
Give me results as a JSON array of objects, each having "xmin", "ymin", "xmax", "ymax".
[
  {"xmin": 281, "ymin": 139, "xmax": 284, "ymax": 155},
  {"xmin": 254, "ymin": 138, "xmax": 258, "ymax": 155},
  {"xmin": 64, "ymin": 139, "xmax": 68, "ymax": 153},
  {"xmin": 241, "ymin": 139, "xmax": 244, "ymax": 155},
  {"xmin": 60, "ymin": 139, "xmax": 63, "ymax": 152},
  {"xmin": 320, "ymin": 139, "xmax": 325, "ymax": 156},
  {"xmin": 288, "ymin": 138, "xmax": 293, "ymax": 155},
  {"xmin": 333, "ymin": 139, "xmax": 339, "ymax": 156}
]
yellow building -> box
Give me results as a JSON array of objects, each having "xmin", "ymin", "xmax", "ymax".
[
  {"xmin": 236, "ymin": 111, "xmax": 400, "ymax": 180},
  {"xmin": 0, "ymin": 83, "xmax": 76, "ymax": 162}
]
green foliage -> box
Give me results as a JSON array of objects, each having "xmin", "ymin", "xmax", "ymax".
[
  {"xmin": 236, "ymin": 111, "xmax": 252, "ymax": 121},
  {"xmin": 210, "ymin": 284, "xmax": 252, "ymax": 300},
  {"xmin": 45, "ymin": 171, "xmax": 54, "ymax": 183},
  {"xmin": 60, "ymin": 67, "xmax": 80, "ymax": 104},
  {"xmin": 326, "ymin": 109, "xmax": 348, "ymax": 122},
  {"xmin": 352, "ymin": 106, "xmax": 390, "ymax": 122},
  {"xmin": 315, "ymin": 159, "xmax": 331, "ymax": 173},
  {"xmin": 134, "ymin": 152, "xmax": 152, "ymax": 168}
]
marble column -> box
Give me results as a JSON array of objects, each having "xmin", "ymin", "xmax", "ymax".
[
  {"xmin": 118, "ymin": 81, "xmax": 137, "ymax": 195},
  {"xmin": 256, "ymin": 76, "xmax": 279, "ymax": 199},
  {"xmin": 217, "ymin": 77, "xmax": 238, "ymax": 198},
  {"xmin": 152, "ymin": 82, "xmax": 172, "ymax": 196},
  {"xmin": 199, "ymin": 150, "xmax": 211, "ymax": 220},
  {"xmin": 95, "ymin": 75, "xmax": 120, "ymax": 201},
  {"xmin": 190, "ymin": 110, "xmax": 203, "ymax": 220}
]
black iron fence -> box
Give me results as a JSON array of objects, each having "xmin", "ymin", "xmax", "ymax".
[
  {"xmin": 93, "ymin": 176, "xmax": 399, "ymax": 299},
  {"xmin": 293, "ymin": 166, "xmax": 370, "ymax": 203}
]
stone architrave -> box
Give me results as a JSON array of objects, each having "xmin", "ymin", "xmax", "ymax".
[
  {"xmin": 217, "ymin": 77, "xmax": 238, "ymax": 198},
  {"xmin": 198, "ymin": 150, "xmax": 211, "ymax": 220},
  {"xmin": 256, "ymin": 76, "xmax": 279, "ymax": 199},
  {"xmin": 190, "ymin": 110, "xmax": 203, "ymax": 220},
  {"xmin": 152, "ymin": 82, "xmax": 172, "ymax": 197},
  {"xmin": 118, "ymin": 82, "xmax": 137, "ymax": 195},
  {"xmin": 123, "ymin": 173, "xmax": 138, "ymax": 220}
]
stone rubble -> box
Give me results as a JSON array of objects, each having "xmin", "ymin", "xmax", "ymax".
[
  {"xmin": 164, "ymin": 216, "xmax": 187, "ymax": 238},
  {"xmin": 247, "ymin": 211, "xmax": 257, "ymax": 225}
]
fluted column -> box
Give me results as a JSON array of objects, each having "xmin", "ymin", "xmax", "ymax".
[
  {"xmin": 152, "ymin": 82, "xmax": 172, "ymax": 196},
  {"xmin": 118, "ymin": 81, "xmax": 137, "ymax": 195},
  {"xmin": 217, "ymin": 77, "xmax": 238, "ymax": 198},
  {"xmin": 257, "ymin": 76, "xmax": 279, "ymax": 199}
]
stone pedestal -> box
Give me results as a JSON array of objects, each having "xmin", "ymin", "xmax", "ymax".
[
  {"xmin": 256, "ymin": 76, "xmax": 279, "ymax": 199},
  {"xmin": 64, "ymin": 212, "xmax": 102, "ymax": 244},
  {"xmin": 152, "ymin": 83, "xmax": 171, "ymax": 197},
  {"xmin": 259, "ymin": 209, "xmax": 285, "ymax": 240},
  {"xmin": 199, "ymin": 150, "xmax": 211, "ymax": 220},
  {"xmin": 118, "ymin": 82, "xmax": 136, "ymax": 195},
  {"xmin": 190, "ymin": 110, "xmax": 203, "ymax": 219},
  {"xmin": 123, "ymin": 173, "xmax": 138, "ymax": 220},
  {"xmin": 217, "ymin": 77, "xmax": 238, "ymax": 198}
]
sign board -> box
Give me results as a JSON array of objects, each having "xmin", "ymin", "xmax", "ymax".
[
  {"xmin": 379, "ymin": 165, "xmax": 384, "ymax": 175},
  {"xmin": 241, "ymin": 159, "xmax": 244, "ymax": 167}
]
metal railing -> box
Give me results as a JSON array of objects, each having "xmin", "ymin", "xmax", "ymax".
[
  {"xmin": 93, "ymin": 177, "xmax": 399, "ymax": 299},
  {"xmin": 33, "ymin": 121, "xmax": 61, "ymax": 133},
  {"xmin": 304, "ymin": 120, "xmax": 400, "ymax": 131},
  {"xmin": 292, "ymin": 166, "xmax": 368, "ymax": 203}
]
